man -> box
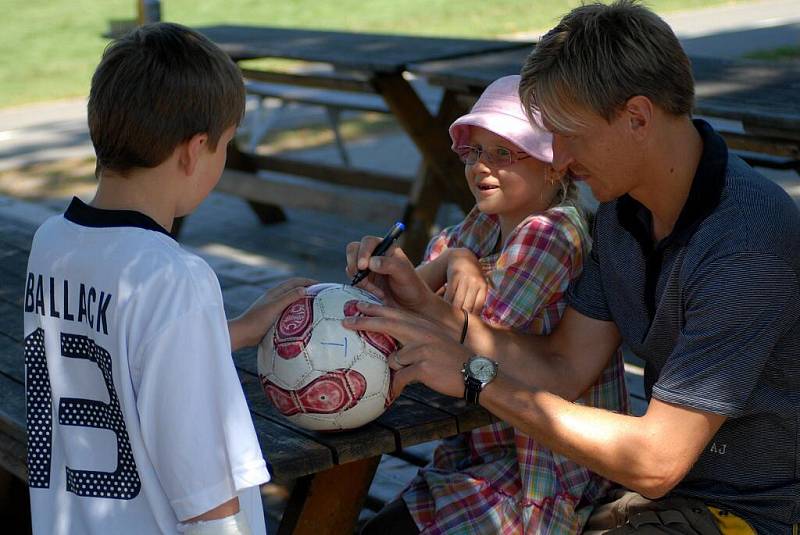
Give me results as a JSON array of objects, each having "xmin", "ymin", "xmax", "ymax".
[{"xmin": 344, "ymin": 1, "xmax": 800, "ymax": 533}]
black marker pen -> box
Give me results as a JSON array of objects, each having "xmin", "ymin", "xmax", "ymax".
[{"xmin": 351, "ymin": 222, "xmax": 405, "ymax": 286}]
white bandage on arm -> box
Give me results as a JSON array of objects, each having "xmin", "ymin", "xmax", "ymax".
[{"xmin": 177, "ymin": 510, "xmax": 253, "ymax": 535}]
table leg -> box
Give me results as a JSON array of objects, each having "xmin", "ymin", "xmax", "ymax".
[
  {"xmin": 0, "ymin": 466, "xmax": 30, "ymax": 531},
  {"xmin": 400, "ymin": 89, "xmax": 471, "ymax": 263},
  {"xmin": 371, "ymin": 73, "xmax": 473, "ymax": 257},
  {"xmin": 277, "ymin": 456, "xmax": 381, "ymax": 535},
  {"xmin": 226, "ymin": 139, "xmax": 287, "ymax": 224}
]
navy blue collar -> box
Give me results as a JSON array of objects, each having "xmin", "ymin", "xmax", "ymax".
[
  {"xmin": 63, "ymin": 197, "xmax": 173, "ymax": 239},
  {"xmin": 616, "ymin": 119, "xmax": 728, "ymax": 252}
]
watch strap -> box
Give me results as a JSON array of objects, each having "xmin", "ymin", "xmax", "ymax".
[{"xmin": 464, "ymin": 376, "xmax": 483, "ymax": 404}]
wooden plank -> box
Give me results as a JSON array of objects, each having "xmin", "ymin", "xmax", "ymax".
[
  {"xmin": 0, "ymin": 255, "xmax": 26, "ymax": 310},
  {"xmin": 0, "ymin": 371, "xmax": 26, "ymax": 445},
  {"xmin": 0, "ymin": 282, "xmax": 23, "ymax": 309},
  {"xmin": 216, "ymin": 169, "xmax": 406, "ymax": 223},
  {"xmin": 250, "ymin": 416, "xmax": 335, "ymax": 482},
  {"xmin": 0, "ymin": 300, "xmax": 22, "ymax": 343},
  {"xmin": 278, "ymin": 456, "xmax": 380, "ymax": 535},
  {"xmin": 238, "ymin": 365, "xmax": 398, "ymax": 467},
  {"xmin": 0, "ymin": 426, "xmax": 27, "ymax": 482},
  {"xmin": 0, "ymin": 218, "xmax": 37, "ymax": 250},
  {"xmin": 243, "ymin": 72, "xmax": 377, "ymax": 97},
  {"xmin": 401, "ymin": 383, "xmax": 493, "ymax": 433},
  {"xmin": 376, "ymin": 394, "xmax": 460, "ymax": 449},
  {"xmin": 719, "ymin": 131, "xmax": 800, "ymax": 159},
  {"xmin": 244, "ymin": 79, "xmax": 441, "ymax": 115},
  {"xmin": 0, "ymin": 334, "xmax": 22, "ymax": 384},
  {"xmin": 0, "ymin": 250, "xmax": 31, "ymax": 288},
  {"xmin": 247, "ymin": 154, "xmax": 413, "ymax": 195},
  {"xmin": 198, "ymin": 25, "xmax": 532, "ymax": 72}
]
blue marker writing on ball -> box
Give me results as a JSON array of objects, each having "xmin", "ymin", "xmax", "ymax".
[{"xmin": 351, "ymin": 222, "xmax": 405, "ymax": 286}]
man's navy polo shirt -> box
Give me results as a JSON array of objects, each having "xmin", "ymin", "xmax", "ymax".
[{"xmin": 568, "ymin": 120, "xmax": 800, "ymax": 533}]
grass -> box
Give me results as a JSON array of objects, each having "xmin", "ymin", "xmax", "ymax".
[
  {"xmin": 744, "ymin": 45, "xmax": 800, "ymax": 61},
  {"xmin": 1, "ymin": 0, "xmax": 746, "ymax": 109}
]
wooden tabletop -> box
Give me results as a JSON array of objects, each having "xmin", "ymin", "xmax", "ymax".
[
  {"xmin": 408, "ymin": 48, "xmax": 800, "ymax": 140},
  {"xmin": 196, "ymin": 25, "xmax": 533, "ymax": 73},
  {"xmin": 0, "ymin": 213, "xmax": 492, "ymax": 484}
]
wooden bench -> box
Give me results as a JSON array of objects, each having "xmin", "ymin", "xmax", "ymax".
[
  {"xmin": 219, "ymin": 77, "xmax": 445, "ymax": 228},
  {"xmin": 243, "ymin": 80, "xmax": 403, "ymax": 159}
]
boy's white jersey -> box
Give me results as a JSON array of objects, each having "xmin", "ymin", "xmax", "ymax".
[{"xmin": 23, "ymin": 198, "xmax": 269, "ymax": 534}]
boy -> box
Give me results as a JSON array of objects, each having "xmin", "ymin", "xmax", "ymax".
[{"xmin": 23, "ymin": 23, "xmax": 310, "ymax": 534}]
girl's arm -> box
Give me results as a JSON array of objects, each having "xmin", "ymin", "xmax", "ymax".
[
  {"xmin": 442, "ymin": 248, "xmax": 487, "ymax": 314},
  {"xmin": 415, "ymin": 248, "xmax": 450, "ymax": 293}
]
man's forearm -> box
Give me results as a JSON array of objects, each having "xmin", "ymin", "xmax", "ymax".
[
  {"xmin": 418, "ymin": 297, "xmax": 597, "ymax": 401},
  {"xmin": 480, "ymin": 375, "xmax": 678, "ymax": 497},
  {"xmin": 463, "ymin": 316, "xmax": 588, "ymax": 399}
]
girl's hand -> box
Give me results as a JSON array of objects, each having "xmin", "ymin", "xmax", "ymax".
[{"xmin": 444, "ymin": 248, "xmax": 487, "ymax": 315}]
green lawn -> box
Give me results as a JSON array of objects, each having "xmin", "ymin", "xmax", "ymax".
[
  {"xmin": 745, "ymin": 45, "xmax": 800, "ymax": 61},
  {"xmin": 1, "ymin": 0, "xmax": 744, "ymax": 109}
]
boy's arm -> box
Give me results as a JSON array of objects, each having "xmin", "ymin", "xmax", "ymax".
[
  {"xmin": 185, "ymin": 497, "xmax": 239, "ymax": 523},
  {"xmin": 228, "ymin": 278, "xmax": 315, "ymax": 351},
  {"xmin": 181, "ymin": 498, "xmax": 253, "ymax": 534}
]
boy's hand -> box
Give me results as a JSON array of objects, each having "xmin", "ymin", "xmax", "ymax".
[
  {"xmin": 443, "ymin": 248, "xmax": 487, "ymax": 315},
  {"xmin": 228, "ymin": 277, "xmax": 316, "ymax": 351}
]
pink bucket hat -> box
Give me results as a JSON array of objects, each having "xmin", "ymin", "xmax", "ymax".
[{"xmin": 449, "ymin": 75, "xmax": 553, "ymax": 163}]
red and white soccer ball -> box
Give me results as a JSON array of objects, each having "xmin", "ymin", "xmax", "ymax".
[{"xmin": 257, "ymin": 283, "xmax": 399, "ymax": 431}]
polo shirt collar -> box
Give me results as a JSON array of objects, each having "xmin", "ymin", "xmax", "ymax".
[
  {"xmin": 63, "ymin": 196, "xmax": 174, "ymax": 239},
  {"xmin": 617, "ymin": 119, "xmax": 728, "ymax": 251}
]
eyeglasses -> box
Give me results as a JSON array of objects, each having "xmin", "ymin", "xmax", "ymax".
[{"xmin": 455, "ymin": 144, "xmax": 531, "ymax": 168}]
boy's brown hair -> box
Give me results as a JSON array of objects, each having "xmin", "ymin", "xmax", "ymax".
[
  {"xmin": 519, "ymin": 0, "xmax": 694, "ymax": 134},
  {"xmin": 88, "ymin": 22, "xmax": 245, "ymax": 177}
]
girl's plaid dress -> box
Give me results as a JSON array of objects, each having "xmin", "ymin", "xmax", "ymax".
[{"xmin": 402, "ymin": 205, "xmax": 630, "ymax": 534}]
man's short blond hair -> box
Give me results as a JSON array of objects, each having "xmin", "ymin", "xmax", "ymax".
[{"xmin": 519, "ymin": 0, "xmax": 694, "ymax": 134}]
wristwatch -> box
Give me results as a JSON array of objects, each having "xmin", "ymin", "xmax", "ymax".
[{"xmin": 461, "ymin": 355, "xmax": 499, "ymax": 405}]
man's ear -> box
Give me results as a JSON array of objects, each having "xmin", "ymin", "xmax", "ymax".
[
  {"xmin": 177, "ymin": 133, "xmax": 209, "ymax": 176},
  {"xmin": 624, "ymin": 96, "xmax": 653, "ymax": 141}
]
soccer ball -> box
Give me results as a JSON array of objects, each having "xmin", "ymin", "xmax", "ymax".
[{"xmin": 257, "ymin": 283, "xmax": 399, "ymax": 431}]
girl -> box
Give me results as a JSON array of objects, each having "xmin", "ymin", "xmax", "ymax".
[{"xmin": 363, "ymin": 75, "xmax": 629, "ymax": 534}]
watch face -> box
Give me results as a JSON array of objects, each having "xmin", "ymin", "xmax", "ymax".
[{"xmin": 468, "ymin": 357, "xmax": 496, "ymax": 382}]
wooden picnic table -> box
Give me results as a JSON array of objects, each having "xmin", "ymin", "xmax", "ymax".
[
  {"xmin": 194, "ymin": 25, "xmax": 534, "ymax": 263},
  {"xmin": 0, "ymin": 212, "xmax": 494, "ymax": 534}
]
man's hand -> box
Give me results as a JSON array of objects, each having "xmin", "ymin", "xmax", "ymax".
[
  {"xmin": 443, "ymin": 248, "xmax": 487, "ymax": 314},
  {"xmin": 342, "ymin": 301, "xmax": 472, "ymax": 399},
  {"xmin": 345, "ymin": 236, "xmax": 436, "ymax": 312},
  {"xmin": 228, "ymin": 277, "xmax": 316, "ymax": 351}
]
